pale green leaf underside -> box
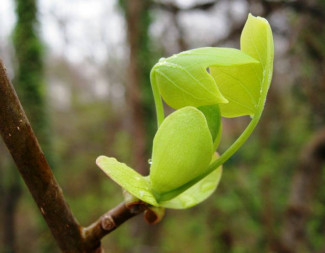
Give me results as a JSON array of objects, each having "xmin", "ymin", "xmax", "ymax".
[
  {"xmin": 152, "ymin": 47, "xmax": 260, "ymax": 109},
  {"xmin": 150, "ymin": 106, "xmax": 213, "ymax": 198},
  {"xmin": 160, "ymin": 156, "xmax": 222, "ymax": 209},
  {"xmin": 96, "ymin": 156, "xmax": 158, "ymax": 206},
  {"xmin": 210, "ymin": 62, "xmax": 262, "ymax": 117}
]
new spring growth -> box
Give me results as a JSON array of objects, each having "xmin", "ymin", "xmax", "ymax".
[{"xmin": 97, "ymin": 14, "xmax": 274, "ymax": 214}]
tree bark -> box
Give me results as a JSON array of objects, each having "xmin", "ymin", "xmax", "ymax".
[
  {"xmin": 84, "ymin": 202, "xmax": 147, "ymax": 244},
  {"xmin": 0, "ymin": 59, "xmax": 150, "ymax": 252},
  {"xmin": 0, "ymin": 60, "xmax": 94, "ymax": 252}
]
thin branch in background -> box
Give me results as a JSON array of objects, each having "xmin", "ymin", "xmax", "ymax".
[
  {"xmin": 260, "ymin": 0, "xmax": 325, "ymax": 21},
  {"xmin": 153, "ymin": 0, "xmax": 219, "ymax": 51},
  {"xmin": 153, "ymin": 0, "xmax": 218, "ymax": 12}
]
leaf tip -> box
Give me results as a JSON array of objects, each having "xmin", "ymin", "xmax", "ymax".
[
  {"xmin": 247, "ymin": 13, "xmax": 271, "ymax": 28},
  {"xmin": 219, "ymin": 95, "xmax": 229, "ymax": 104},
  {"xmin": 96, "ymin": 155, "xmax": 107, "ymax": 166}
]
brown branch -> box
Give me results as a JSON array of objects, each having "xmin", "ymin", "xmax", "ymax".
[
  {"xmin": 0, "ymin": 59, "xmax": 149, "ymax": 251},
  {"xmin": 83, "ymin": 202, "xmax": 147, "ymax": 244},
  {"xmin": 277, "ymin": 129, "xmax": 325, "ymax": 253},
  {"xmin": 0, "ymin": 59, "xmax": 97, "ymax": 252}
]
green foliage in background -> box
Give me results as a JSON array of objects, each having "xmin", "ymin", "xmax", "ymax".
[{"xmin": 12, "ymin": 0, "xmax": 52, "ymax": 162}]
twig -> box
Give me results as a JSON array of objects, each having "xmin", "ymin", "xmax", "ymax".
[
  {"xmin": 0, "ymin": 59, "xmax": 148, "ymax": 252},
  {"xmin": 83, "ymin": 202, "xmax": 147, "ymax": 244},
  {"xmin": 0, "ymin": 59, "xmax": 93, "ymax": 252}
]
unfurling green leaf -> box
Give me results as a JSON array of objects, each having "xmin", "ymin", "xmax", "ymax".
[
  {"xmin": 241, "ymin": 13, "xmax": 274, "ymax": 91},
  {"xmin": 96, "ymin": 107, "xmax": 223, "ymax": 208},
  {"xmin": 96, "ymin": 156, "xmax": 158, "ymax": 206},
  {"xmin": 210, "ymin": 62, "xmax": 262, "ymax": 117},
  {"xmin": 150, "ymin": 107, "xmax": 214, "ymax": 200},
  {"xmin": 151, "ymin": 48, "xmax": 260, "ymax": 110}
]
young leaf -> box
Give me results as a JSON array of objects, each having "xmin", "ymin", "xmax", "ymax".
[
  {"xmin": 209, "ymin": 62, "xmax": 262, "ymax": 117},
  {"xmin": 240, "ymin": 14, "xmax": 274, "ymax": 103},
  {"xmin": 151, "ymin": 47, "xmax": 260, "ymax": 110},
  {"xmin": 149, "ymin": 106, "xmax": 214, "ymax": 200},
  {"xmin": 204, "ymin": 14, "xmax": 274, "ymax": 175},
  {"xmin": 96, "ymin": 156, "xmax": 158, "ymax": 206},
  {"xmin": 159, "ymin": 154, "xmax": 222, "ymax": 209},
  {"xmin": 240, "ymin": 14, "xmax": 274, "ymax": 116}
]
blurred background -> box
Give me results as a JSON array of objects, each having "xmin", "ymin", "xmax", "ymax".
[{"xmin": 0, "ymin": 0, "xmax": 325, "ymax": 252}]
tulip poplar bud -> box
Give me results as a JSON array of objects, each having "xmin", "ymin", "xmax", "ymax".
[{"xmin": 96, "ymin": 14, "xmax": 274, "ymax": 214}]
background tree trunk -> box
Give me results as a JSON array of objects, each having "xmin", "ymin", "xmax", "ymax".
[
  {"xmin": 119, "ymin": 1, "xmax": 162, "ymax": 252},
  {"xmin": 120, "ymin": 0, "xmax": 155, "ymax": 175}
]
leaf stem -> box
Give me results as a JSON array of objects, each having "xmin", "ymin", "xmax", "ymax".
[{"xmin": 207, "ymin": 112, "xmax": 261, "ymax": 173}]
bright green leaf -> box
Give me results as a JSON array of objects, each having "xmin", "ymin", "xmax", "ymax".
[
  {"xmin": 209, "ymin": 14, "xmax": 273, "ymax": 118},
  {"xmin": 149, "ymin": 106, "xmax": 214, "ymax": 201},
  {"xmin": 204, "ymin": 14, "xmax": 274, "ymax": 176},
  {"xmin": 151, "ymin": 47, "xmax": 260, "ymax": 109},
  {"xmin": 159, "ymin": 154, "xmax": 222, "ymax": 209},
  {"xmin": 96, "ymin": 156, "xmax": 158, "ymax": 206},
  {"xmin": 240, "ymin": 13, "xmax": 274, "ymax": 99},
  {"xmin": 210, "ymin": 62, "xmax": 262, "ymax": 117}
]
